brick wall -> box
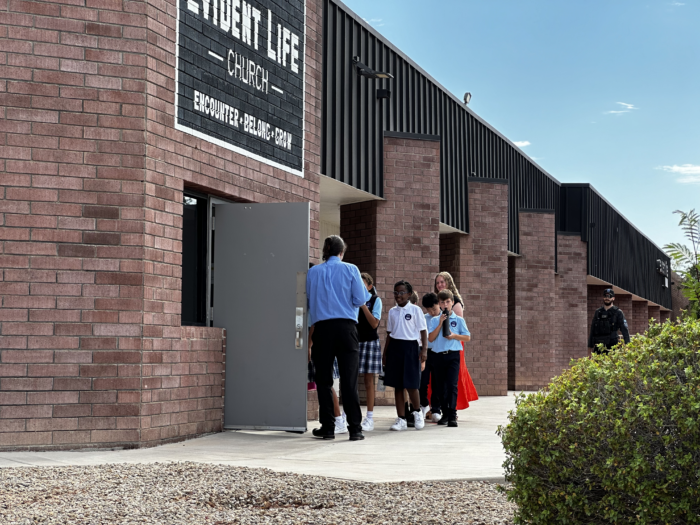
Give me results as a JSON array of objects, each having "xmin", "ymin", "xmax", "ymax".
[
  {"xmin": 341, "ymin": 135, "xmax": 440, "ymax": 406},
  {"xmin": 509, "ymin": 211, "xmax": 556, "ymax": 390},
  {"xmin": 441, "ymin": 181, "xmax": 509, "ymax": 396},
  {"xmin": 647, "ymin": 305, "xmax": 661, "ymax": 326},
  {"xmin": 0, "ymin": 0, "xmax": 324, "ymax": 449},
  {"xmin": 630, "ymin": 300, "xmax": 649, "ymax": 336},
  {"xmin": 555, "ymin": 233, "xmax": 588, "ymax": 372}
]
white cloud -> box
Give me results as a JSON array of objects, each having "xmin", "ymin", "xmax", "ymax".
[
  {"xmin": 513, "ymin": 140, "xmax": 531, "ymax": 148},
  {"xmin": 657, "ymin": 164, "xmax": 700, "ymax": 184},
  {"xmin": 362, "ymin": 18, "xmax": 385, "ymax": 27},
  {"xmin": 604, "ymin": 102, "xmax": 638, "ymax": 115}
]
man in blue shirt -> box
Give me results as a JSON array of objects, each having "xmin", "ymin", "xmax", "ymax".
[
  {"xmin": 428, "ymin": 289, "xmax": 471, "ymax": 427},
  {"xmin": 307, "ymin": 235, "xmax": 371, "ymax": 441}
]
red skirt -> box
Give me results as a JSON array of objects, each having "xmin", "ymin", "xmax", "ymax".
[{"xmin": 427, "ymin": 342, "xmax": 479, "ymax": 409}]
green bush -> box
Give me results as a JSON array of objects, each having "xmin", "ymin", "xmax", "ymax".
[{"xmin": 498, "ymin": 318, "xmax": 700, "ymax": 524}]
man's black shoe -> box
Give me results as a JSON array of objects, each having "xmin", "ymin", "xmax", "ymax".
[
  {"xmin": 349, "ymin": 432, "xmax": 365, "ymax": 441},
  {"xmin": 447, "ymin": 419, "xmax": 458, "ymax": 428},
  {"xmin": 312, "ymin": 427, "xmax": 335, "ymax": 440},
  {"xmin": 437, "ymin": 417, "xmax": 449, "ymax": 426}
]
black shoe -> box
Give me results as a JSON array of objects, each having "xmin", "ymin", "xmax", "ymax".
[
  {"xmin": 349, "ymin": 432, "xmax": 365, "ymax": 441},
  {"xmin": 447, "ymin": 419, "xmax": 458, "ymax": 428},
  {"xmin": 437, "ymin": 417, "xmax": 449, "ymax": 426},
  {"xmin": 312, "ymin": 427, "xmax": 335, "ymax": 440}
]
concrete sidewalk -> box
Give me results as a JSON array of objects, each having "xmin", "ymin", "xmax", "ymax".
[{"xmin": 0, "ymin": 394, "xmax": 517, "ymax": 483}]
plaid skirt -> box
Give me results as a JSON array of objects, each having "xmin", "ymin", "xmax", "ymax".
[{"xmin": 358, "ymin": 339, "xmax": 382, "ymax": 374}]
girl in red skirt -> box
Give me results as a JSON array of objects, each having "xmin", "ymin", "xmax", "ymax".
[{"xmin": 430, "ymin": 272, "xmax": 478, "ymax": 412}]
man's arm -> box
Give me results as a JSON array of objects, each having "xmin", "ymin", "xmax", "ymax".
[
  {"xmin": 618, "ymin": 310, "xmax": 630, "ymax": 344},
  {"xmin": 447, "ymin": 333, "xmax": 471, "ymax": 342},
  {"xmin": 350, "ymin": 266, "xmax": 371, "ymax": 307}
]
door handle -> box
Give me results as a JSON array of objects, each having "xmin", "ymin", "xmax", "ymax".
[{"xmin": 295, "ymin": 307, "xmax": 304, "ymax": 349}]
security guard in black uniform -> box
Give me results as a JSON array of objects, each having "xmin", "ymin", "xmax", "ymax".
[{"xmin": 588, "ymin": 288, "xmax": 630, "ymax": 355}]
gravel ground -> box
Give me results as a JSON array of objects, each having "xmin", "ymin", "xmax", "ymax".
[{"xmin": 0, "ymin": 462, "xmax": 515, "ymax": 524}]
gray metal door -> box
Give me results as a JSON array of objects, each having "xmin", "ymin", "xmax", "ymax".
[{"xmin": 213, "ymin": 202, "xmax": 309, "ymax": 431}]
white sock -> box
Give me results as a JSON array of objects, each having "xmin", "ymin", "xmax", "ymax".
[
  {"xmin": 366, "ymin": 411, "xmax": 373, "ymax": 419},
  {"xmin": 335, "ymin": 415, "xmax": 344, "ymax": 424}
]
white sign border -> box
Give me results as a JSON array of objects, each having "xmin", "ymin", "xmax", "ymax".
[{"xmin": 174, "ymin": 0, "xmax": 307, "ymax": 179}]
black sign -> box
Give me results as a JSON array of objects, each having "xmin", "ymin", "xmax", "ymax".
[{"xmin": 176, "ymin": 0, "xmax": 305, "ymax": 176}]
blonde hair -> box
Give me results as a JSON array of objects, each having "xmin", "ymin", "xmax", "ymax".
[
  {"xmin": 434, "ymin": 272, "xmax": 463, "ymax": 305},
  {"xmin": 409, "ymin": 291, "xmax": 419, "ymax": 304},
  {"xmin": 360, "ymin": 273, "xmax": 373, "ymax": 287}
]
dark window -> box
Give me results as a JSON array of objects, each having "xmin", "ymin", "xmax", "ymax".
[{"xmin": 181, "ymin": 193, "xmax": 208, "ymax": 326}]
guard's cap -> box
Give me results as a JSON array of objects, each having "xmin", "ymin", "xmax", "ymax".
[{"xmin": 603, "ymin": 288, "xmax": 615, "ymax": 297}]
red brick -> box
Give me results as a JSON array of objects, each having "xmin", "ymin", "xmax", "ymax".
[
  {"xmin": 52, "ymin": 430, "xmax": 91, "ymax": 444},
  {"xmin": 91, "ymin": 430, "xmax": 138, "ymax": 443},
  {"xmin": 27, "ymin": 392, "xmax": 79, "ymax": 405},
  {"xmin": 0, "ymin": 364, "xmax": 27, "ymax": 377},
  {"xmin": 92, "ymin": 351, "xmax": 141, "ymax": 364},
  {"xmin": 83, "ymin": 232, "xmax": 120, "ymax": 245},
  {"xmin": 0, "ymin": 432, "xmax": 52, "ymax": 446},
  {"xmin": 53, "ymin": 377, "xmax": 91, "ymax": 390},
  {"xmin": 0, "ymin": 377, "xmax": 53, "ymax": 390},
  {"xmin": 53, "ymin": 404, "xmax": 91, "ymax": 418},
  {"xmin": 2, "ymin": 322, "xmax": 53, "ymax": 336}
]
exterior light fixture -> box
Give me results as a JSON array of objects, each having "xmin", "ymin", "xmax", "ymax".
[
  {"xmin": 463, "ymin": 92, "xmax": 472, "ymax": 105},
  {"xmin": 353, "ymin": 56, "xmax": 394, "ymax": 79}
]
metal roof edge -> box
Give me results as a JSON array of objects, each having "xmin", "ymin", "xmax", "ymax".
[
  {"xmin": 329, "ymin": 0, "xmax": 561, "ymax": 186},
  {"xmin": 562, "ymin": 182, "xmax": 669, "ymax": 257}
]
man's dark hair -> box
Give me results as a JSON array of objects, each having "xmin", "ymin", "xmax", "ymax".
[
  {"xmin": 422, "ymin": 292, "xmax": 438, "ymax": 309},
  {"xmin": 394, "ymin": 280, "xmax": 413, "ymax": 294},
  {"xmin": 322, "ymin": 235, "xmax": 346, "ymax": 261}
]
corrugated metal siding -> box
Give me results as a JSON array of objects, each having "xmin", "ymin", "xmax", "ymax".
[
  {"xmin": 560, "ymin": 184, "xmax": 672, "ymax": 309},
  {"xmin": 322, "ymin": 0, "xmax": 559, "ymax": 244}
]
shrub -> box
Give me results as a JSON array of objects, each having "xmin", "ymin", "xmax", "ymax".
[{"xmin": 498, "ymin": 318, "xmax": 700, "ymax": 524}]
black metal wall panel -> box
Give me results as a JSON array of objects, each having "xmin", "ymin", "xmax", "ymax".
[
  {"xmin": 560, "ymin": 185, "xmax": 672, "ymax": 309},
  {"xmin": 322, "ymin": 0, "xmax": 558, "ymax": 240}
]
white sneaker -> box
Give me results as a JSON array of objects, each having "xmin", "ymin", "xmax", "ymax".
[
  {"xmin": 361, "ymin": 417, "xmax": 374, "ymax": 432},
  {"xmin": 413, "ymin": 410, "xmax": 425, "ymax": 430},
  {"xmin": 420, "ymin": 405, "xmax": 430, "ymax": 418},
  {"xmin": 334, "ymin": 418, "xmax": 348, "ymax": 434},
  {"xmin": 389, "ymin": 417, "xmax": 407, "ymax": 431},
  {"xmin": 431, "ymin": 412, "xmax": 442, "ymax": 423}
]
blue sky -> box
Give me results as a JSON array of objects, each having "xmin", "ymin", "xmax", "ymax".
[{"xmin": 343, "ymin": 0, "xmax": 699, "ymax": 251}]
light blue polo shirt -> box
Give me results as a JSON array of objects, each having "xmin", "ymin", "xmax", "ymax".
[
  {"xmin": 428, "ymin": 313, "xmax": 470, "ymax": 353},
  {"xmin": 424, "ymin": 313, "xmax": 436, "ymax": 349}
]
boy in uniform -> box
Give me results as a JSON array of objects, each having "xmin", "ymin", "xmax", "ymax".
[{"xmin": 428, "ymin": 289, "xmax": 471, "ymax": 427}]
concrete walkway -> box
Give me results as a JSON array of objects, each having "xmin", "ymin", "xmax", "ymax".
[{"xmin": 0, "ymin": 394, "xmax": 518, "ymax": 483}]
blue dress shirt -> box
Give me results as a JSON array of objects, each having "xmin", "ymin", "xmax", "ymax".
[
  {"xmin": 307, "ymin": 256, "xmax": 371, "ymax": 326},
  {"xmin": 428, "ymin": 313, "xmax": 470, "ymax": 352}
]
